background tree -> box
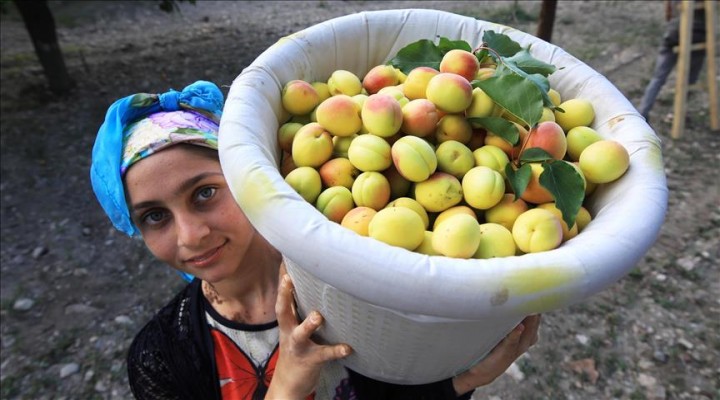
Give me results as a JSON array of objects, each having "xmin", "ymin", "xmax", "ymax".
[
  {"xmin": 8, "ymin": 0, "xmax": 195, "ymax": 96},
  {"xmin": 12, "ymin": 0, "xmax": 74, "ymax": 95}
]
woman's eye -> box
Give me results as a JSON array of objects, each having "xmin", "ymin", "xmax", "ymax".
[
  {"xmin": 196, "ymin": 187, "xmax": 217, "ymax": 202},
  {"xmin": 142, "ymin": 210, "xmax": 167, "ymax": 226}
]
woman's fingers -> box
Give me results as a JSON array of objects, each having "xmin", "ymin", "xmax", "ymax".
[
  {"xmin": 293, "ymin": 311, "xmax": 324, "ymax": 341},
  {"xmin": 277, "ymin": 273, "xmax": 352, "ymax": 357},
  {"xmin": 317, "ymin": 343, "xmax": 353, "ymax": 362},
  {"xmin": 518, "ymin": 314, "xmax": 541, "ymax": 349},
  {"xmin": 276, "ymin": 274, "xmax": 298, "ymax": 331}
]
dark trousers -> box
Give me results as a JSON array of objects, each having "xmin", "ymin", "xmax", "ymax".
[{"xmin": 638, "ymin": 17, "xmax": 706, "ymax": 120}]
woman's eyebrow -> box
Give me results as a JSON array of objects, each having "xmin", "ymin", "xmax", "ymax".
[
  {"xmin": 131, "ymin": 200, "xmax": 161, "ymax": 214},
  {"xmin": 174, "ymin": 171, "xmax": 225, "ymax": 197}
]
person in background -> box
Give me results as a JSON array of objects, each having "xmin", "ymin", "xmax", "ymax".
[
  {"xmin": 90, "ymin": 80, "xmax": 540, "ymax": 400},
  {"xmin": 637, "ymin": 0, "xmax": 706, "ymax": 123}
]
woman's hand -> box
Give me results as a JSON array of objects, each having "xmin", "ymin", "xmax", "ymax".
[
  {"xmin": 266, "ymin": 270, "xmax": 353, "ymax": 399},
  {"xmin": 452, "ymin": 314, "xmax": 541, "ymax": 396}
]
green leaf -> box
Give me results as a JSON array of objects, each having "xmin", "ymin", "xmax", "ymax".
[
  {"xmin": 496, "ymin": 63, "xmax": 555, "ymax": 109},
  {"xmin": 539, "ymin": 160, "xmax": 585, "ymax": 228},
  {"xmin": 482, "ymin": 31, "xmax": 522, "ymax": 57},
  {"xmin": 438, "ymin": 37, "xmax": 472, "ymax": 53},
  {"xmin": 466, "ymin": 117, "xmax": 519, "ymax": 146},
  {"xmin": 520, "ymin": 147, "xmax": 554, "ymax": 162},
  {"xmin": 504, "ymin": 48, "xmax": 556, "ymax": 77},
  {"xmin": 505, "ymin": 163, "xmax": 532, "ymax": 200},
  {"xmin": 388, "ymin": 39, "xmax": 444, "ymax": 74},
  {"xmin": 475, "ymin": 74, "xmax": 544, "ymax": 128}
]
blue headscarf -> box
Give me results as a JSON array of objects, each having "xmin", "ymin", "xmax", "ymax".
[{"xmin": 90, "ymin": 80, "xmax": 224, "ymax": 238}]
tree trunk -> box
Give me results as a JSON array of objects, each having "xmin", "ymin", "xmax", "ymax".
[
  {"xmin": 14, "ymin": 0, "xmax": 75, "ymax": 95},
  {"xmin": 536, "ymin": 0, "xmax": 558, "ymax": 43}
]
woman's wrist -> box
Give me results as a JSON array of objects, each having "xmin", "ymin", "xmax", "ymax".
[
  {"xmin": 452, "ymin": 372, "xmax": 473, "ymax": 397},
  {"xmin": 452, "ymin": 368, "xmax": 494, "ymax": 397}
]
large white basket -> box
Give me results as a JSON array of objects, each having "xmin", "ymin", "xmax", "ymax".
[{"xmin": 219, "ymin": 9, "xmax": 668, "ymax": 384}]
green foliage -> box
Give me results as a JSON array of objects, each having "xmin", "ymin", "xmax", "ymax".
[
  {"xmin": 519, "ymin": 147, "xmax": 553, "ymax": 163},
  {"xmin": 506, "ymin": 148, "xmax": 585, "ymax": 227},
  {"xmin": 505, "ymin": 163, "xmax": 531, "ymax": 200},
  {"xmin": 437, "ymin": 37, "xmax": 472, "ymax": 53},
  {"xmin": 539, "ymin": 160, "xmax": 585, "ymax": 227},
  {"xmin": 475, "ymin": 73, "xmax": 544, "ymax": 128},
  {"xmin": 482, "ymin": 30, "xmax": 522, "ymax": 57},
  {"xmin": 467, "ymin": 116, "xmax": 518, "ymax": 145},
  {"xmin": 389, "ymin": 39, "xmax": 453, "ymax": 74},
  {"xmin": 389, "ymin": 32, "xmax": 585, "ymax": 225}
]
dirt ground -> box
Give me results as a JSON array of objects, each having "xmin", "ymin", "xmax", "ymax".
[{"xmin": 0, "ymin": 1, "xmax": 718, "ymax": 399}]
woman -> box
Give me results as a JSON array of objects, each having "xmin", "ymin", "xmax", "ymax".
[{"xmin": 90, "ymin": 80, "xmax": 540, "ymax": 399}]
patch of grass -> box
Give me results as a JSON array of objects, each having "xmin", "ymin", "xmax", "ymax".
[
  {"xmin": 0, "ymin": 51, "xmax": 39, "ymax": 66},
  {"xmin": 558, "ymin": 16, "xmax": 575, "ymax": 25},
  {"xmin": 656, "ymin": 297, "xmax": 675, "ymax": 310},
  {"xmin": 605, "ymin": 315, "xmax": 620, "ymax": 340},
  {"xmin": 649, "ymin": 280, "xmax": 669, "ymax": 294},
  {"xmin": 577, "ymin": 336, "xmax": 604, "ymax": 360},
  {"xmin": 38, "ymin": 328, "xmax": 80, "ymax": 364},
  {"xmin": 459, "ymin": 3, "xmax": 537, "ymax": 25},
  {"xmin": 627, "ymin": 267, "xmax": 644, "ymax": 280},
  {"xmin": 629, "ymin": 390, "xmax": 647, "ymax": 400},
  {"xmin": 0, "ymin": 375, "xmax": 21, "ymax": 398},
  {"xmin": 572, "ymin": 44, "xmax": 603, "ymax": 63},
  {"xmin": 594, "ymin": 301, "xmax": 615, "ymax": 315},
  {"xmin": 26, "ymin": 374, "xmax": 58, "ymax": 397},
  {"xmin": 517, "ymin": 356, "xmax": 537, "ymax": 377},
  {"xmin": 678, "ymin": 267, "xmax": 701, "ymax": 282},
  {"xmin": 0, "ymin": 284, "xmax": 28, "ymax": 317},
  {"xmin": 668, "ymin": 374, "xmax": 685, "ymax": 388},
  {"xmin": 54, "ymin": 13, "xmax": 81, "ymax": 29},
  {"xmin": 603, "ymin": 352, "xmax": 628, "ymax": 375}
]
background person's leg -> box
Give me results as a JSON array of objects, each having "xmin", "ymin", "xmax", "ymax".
[{"xmin": 638, "ymin": 46, "xmax": 677, "ymax": 120}]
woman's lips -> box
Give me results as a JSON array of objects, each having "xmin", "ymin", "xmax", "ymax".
[{"xmin": 184, "ymin": 241, "xmax": 226, "ymax": 268}]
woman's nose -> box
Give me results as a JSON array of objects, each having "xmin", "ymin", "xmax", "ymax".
[{"xmin": 175, "ymin": 212, "xmax": 210, "ymax": 248}]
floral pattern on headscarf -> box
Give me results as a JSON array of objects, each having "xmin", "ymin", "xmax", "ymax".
[{"xmin": 120, "ymin": 110, "xmax": 219, "ymax": 175}]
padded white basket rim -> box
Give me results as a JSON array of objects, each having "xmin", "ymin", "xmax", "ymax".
[{"xmin": 219, "ymin": 8, "xmax": 668, "ymax": 321}]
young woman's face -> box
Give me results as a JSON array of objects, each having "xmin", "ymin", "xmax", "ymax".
[{"xmin": 124, "ymin": 145, "xmax": 255, "ymax": 283}]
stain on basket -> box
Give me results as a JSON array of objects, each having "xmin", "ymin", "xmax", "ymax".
[
  {"xmin": 490, "ymin": 287, "xmax": 509, "ymax": 306},
  {"xmin": 645, "ymin": 144, "xmax": 665, "ymax": 171},
  {"xmin": 514, "ymin": 292, "xmax": 570, "ymax": 315},
  {"xmin": 233, "ymin": 169, "xmax": 275, "ymax": 219},
  {"xmin": 608, "ymin": 116, "xmax": 625, "ymax": 129},
  {"xmin": 503, "ymin": 266, "xmax": 579, "ymax": 297},
  {"xmin": 270, "ymin": 32, "xmax": 307, "ymax": 51}
]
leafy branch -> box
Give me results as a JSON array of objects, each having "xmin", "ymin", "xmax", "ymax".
[{"xmin": 388, "ymin": 31, "xmax": 584, "ymax": 227}]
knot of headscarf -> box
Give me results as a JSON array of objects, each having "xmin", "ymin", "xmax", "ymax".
[
  {"xmin": 90, "ymin": 80, "xmax": 224, "ymax": 237},
  {"xmin": 158, "ymin": 90, "xmax": 181, "ymax": 111}
]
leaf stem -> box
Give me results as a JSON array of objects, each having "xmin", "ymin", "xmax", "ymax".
[
  {"xmin": 473, "ymin": 44, "xmax": 507, "ymax": 69},
  {"xmin": 513, "ymin": 124, "xmax": 537, "ymax": 167}
]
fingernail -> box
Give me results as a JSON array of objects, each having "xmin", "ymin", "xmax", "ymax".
[
  {"xmin": 281, "ymin": 274, "xmax": 290, "ymax": 286},
  {"xmin": 310, "ymin": 312, "xmax": 321, "ymax": 323}
]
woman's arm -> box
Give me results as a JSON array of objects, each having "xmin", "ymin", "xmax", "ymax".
[
  {"xmin": 266, "ymin": 271, "xmax": 353, "ymax": 399},
  {"xmin": 452, "ymin": 314, "xmax": 541, "ymax": 396}
]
